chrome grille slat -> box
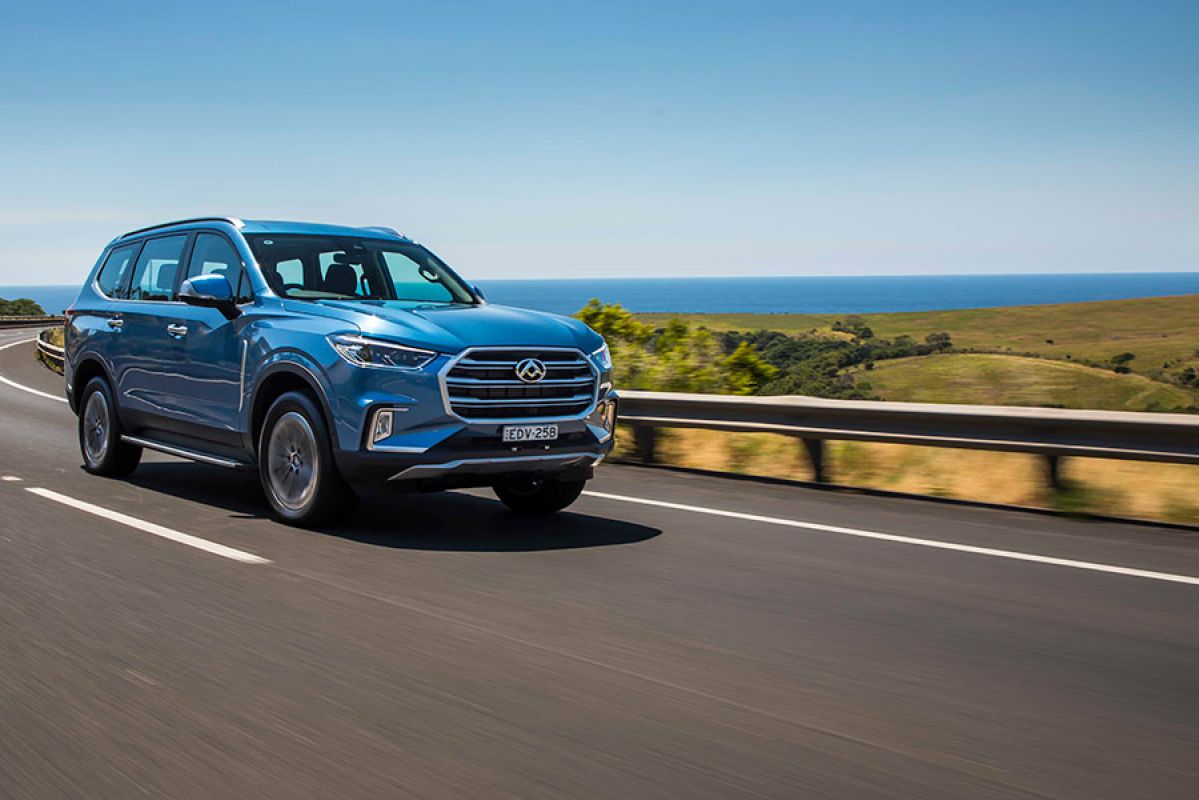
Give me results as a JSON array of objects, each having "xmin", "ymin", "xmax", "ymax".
[
  {"xmin": 455, "ymin": 359, "xmax": 590, "ymax": 369},
  {"xmin": 449, "ymin": 393, "xmax": 594, "ymax": 405},
  {"xmin": 446, "ymin": 376, "xmax": 594, "ymax": 387},
  {"xmin": 442, "ymin": 347, "xmax": 599, "ymax": 421}
]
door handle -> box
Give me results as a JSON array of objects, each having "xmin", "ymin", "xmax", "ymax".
[
  {"xmin": 166, "ymin": 323, "xmax": 188, "ymax": 338},
  {"xmin": 106, "ymin": 318, "xmax": 124, "ymax": 330}
]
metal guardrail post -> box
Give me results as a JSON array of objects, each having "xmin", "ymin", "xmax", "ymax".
[
  {"xmin": 631, "ymin": 424, "xmax": 657, "ymax": 464},
  {"xmin": 1044, "ymin": 454, "xmax": 1064, "ymax": 490},
  {"xmin": 801, "ymin": 438, "xmax": 827, "ymax": 483}
]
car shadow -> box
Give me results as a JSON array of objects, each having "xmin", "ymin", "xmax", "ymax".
[{"xmin": 125, "ymin": 462, "xmax": 661, "ymax": 552}]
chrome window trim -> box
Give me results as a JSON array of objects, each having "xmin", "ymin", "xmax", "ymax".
[{"xmin": 438, "ymin": 346, "xmax": 600, "ymax": 424}]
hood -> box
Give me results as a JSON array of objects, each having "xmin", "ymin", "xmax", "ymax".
[{"xmin": 283, "ymin": 300, "xmax": 603, "ymax": 354}]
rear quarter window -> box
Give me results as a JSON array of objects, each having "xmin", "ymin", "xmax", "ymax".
[{"xmin": 95, "ymin": 243, "xmax": 140, "ymax": 298}]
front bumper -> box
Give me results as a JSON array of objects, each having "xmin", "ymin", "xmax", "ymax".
[
  {"xmin": 335, "ymin": 393, "xmax": 618, "ymax": 492},
  {"xmin": 335, "ymin": 434, "xmax": 613, "ymax": 492}
]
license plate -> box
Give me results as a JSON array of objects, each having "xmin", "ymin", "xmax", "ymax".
[{"xmin": 502, "ymin": 424, "xmax": 559, "ymax": 443}]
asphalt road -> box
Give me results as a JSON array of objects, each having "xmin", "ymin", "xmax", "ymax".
[{"xmin": 1, "ymin": 328, "xmax": 1196, "ymax": 799}]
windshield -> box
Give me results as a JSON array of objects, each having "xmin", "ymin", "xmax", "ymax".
[{"xmin": 245, "ymin": 234, "xmax": 476, "ymax": 304}]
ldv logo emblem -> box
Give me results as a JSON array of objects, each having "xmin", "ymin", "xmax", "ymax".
[{"xmin": 514, "ymin": 358, "xmax": 547, "ymax": 383}]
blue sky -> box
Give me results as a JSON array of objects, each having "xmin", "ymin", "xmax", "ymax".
[{"xmin": 0, "ymin": 0, "xmax": 1195, "ymax": 283}]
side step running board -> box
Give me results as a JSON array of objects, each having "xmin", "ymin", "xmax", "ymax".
[{"xmin": 121, "ymin": 436, "xmax": 250, "ymax": 469}]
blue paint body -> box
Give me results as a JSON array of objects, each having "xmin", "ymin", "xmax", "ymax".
[{"xmin": 65, "ymin": 218, "xmax": 616, "ymax": 489}]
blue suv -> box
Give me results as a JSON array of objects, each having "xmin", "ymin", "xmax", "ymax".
[{"xmin": 65, "ymin": 218, "xmax": 617, "ymax": 525}]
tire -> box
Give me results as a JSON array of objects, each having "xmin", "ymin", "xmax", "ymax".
[
  {"xmin": 78, "ymin": 377, "xmax": 142, "ymax": 476},
  {"xmin": 258, "ymin": 391, "xmax": 355, "ymax": 527},
  {"xmin": 494, "ymin": 477, "xmax": 587, "ymax": 514}
]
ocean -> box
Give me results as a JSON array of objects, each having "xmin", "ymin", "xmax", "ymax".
[{"xmin": 4, "ymin": 272, "xmax": 1199, "ymax": 317}]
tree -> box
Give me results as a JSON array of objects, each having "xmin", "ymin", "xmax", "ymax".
[
  {"xmin": 652, "ymin": 319, "xmax": 721, "ymax": 393},
  {"xmin": 1111, "ymin": 351, "xmax": 1136, "ymax": 366},
  {"xmin": 575, "ymin": 299, "xmax": 652, "ymax": 346},
  {"xmin": 0, "ymin": 297, "xmax": 46, "ymax": 316},
  {"xmin": 925, "ymin": 331, "xmax": 952, "ymax": 350},
  {"xmin": 719, "ymin": 342, "xmax": 777, "ymax": 395},
  {"xmin": 832, "ymin": 314, "xmax": 874, "ymax": 339}
]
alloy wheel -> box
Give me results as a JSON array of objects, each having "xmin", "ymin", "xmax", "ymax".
[
  {"xmin": 82, "ymin": 390, "xmax": 110, "ymax": 466},
  {"xmin": 266, "ymin": 411, "xmax": 320, "ymax": 512}
]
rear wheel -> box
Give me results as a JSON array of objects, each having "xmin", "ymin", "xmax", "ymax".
[
  {"xmin": 258, "ymin": 391, "xmax": 355, "ymax": 527},
  {"xmin": 494, "ymin": 477, "xmax": 587, "ymax": 514},
  {"xmin": 78, "ymin": 377, "xmax": 142, "ymax": 476}
]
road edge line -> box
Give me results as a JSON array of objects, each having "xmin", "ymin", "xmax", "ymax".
[
  {"xmin": 581, "ymin": 490, "xmax": 1199, "ymax": 586},
  {"xmin": 0, "ymin": 337, "xmax": 68, "ymax": 403}
]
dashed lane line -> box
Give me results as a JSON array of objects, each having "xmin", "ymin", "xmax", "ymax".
[{"xmin": 24, "ymin": 487, "xmax": 270, "ymax": 565}]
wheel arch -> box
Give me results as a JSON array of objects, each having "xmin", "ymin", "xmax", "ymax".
[
  {"xmin": 249, "ymin": 362, "xmax": 336, "ymax": 457},
  {"xmin": 70, "ymin": 355, "xmax": 113, "ymax": 415}
]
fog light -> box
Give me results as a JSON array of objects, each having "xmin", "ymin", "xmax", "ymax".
[
  {"xmin": 588, "ymin": 399, "xmax": 617, "ymax": 443},
  {"xmin": 372, "ymin": 409, "xmax": 394, "ymax": 444},
  {"xmin": 601, "ymin": 400, "xmax": 617, "ymax": 431}
]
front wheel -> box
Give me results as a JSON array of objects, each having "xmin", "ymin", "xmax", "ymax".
[
  {"xmin": 78, "ymin": 377, "xmax": 142, "ymax": 476},
  {"xmin": 494, "ymin": 477, "xmax": 587, "ymax": 514},
  {"xmin": 258, "ymin": 391, "xmax": 355, "ymax": 527}
]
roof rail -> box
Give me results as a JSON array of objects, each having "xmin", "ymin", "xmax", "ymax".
[
  {"xmin": 358, "ymin": 226, "xmax": 405, "ymax": 238},
  {"xmin": 118, "ymin": 217, "xmax": 245, "ymax": 240}
]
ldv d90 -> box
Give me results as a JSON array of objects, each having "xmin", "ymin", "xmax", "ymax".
[{"xmin": 65, "ymin": 218, "xmax": 617, "ymax": 525}]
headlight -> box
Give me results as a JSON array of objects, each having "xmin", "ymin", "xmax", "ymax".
[
  {"xmin": 328, "ymin": 334, "xmax": 437, "ymax": 370},
  {"xmin": 592, "ymin": 342, "xmax": 612, "ymax": 371}
]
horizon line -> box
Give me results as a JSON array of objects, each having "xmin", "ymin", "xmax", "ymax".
[{"xmin": 4, "ymin": 269, "xmax": 1199, "ymax": 288}]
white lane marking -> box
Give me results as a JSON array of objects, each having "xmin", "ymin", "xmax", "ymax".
[
  {"xmin": 581, "ymin": 490, "xmax": 1199, "ymax": 587},
  {"xmin": 1, "ymin": 476, "xmax": 22, "ymax": 481},
  {"xmin": 0, "ymin": 338, "xmax": 68, "ymax": 403},
  {"xmin": 25, "ymin": 488, "xmax": 270, "ymax": 565}
]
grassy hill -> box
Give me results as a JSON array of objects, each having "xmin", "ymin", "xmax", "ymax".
[
  {"xmin": 638, "ymin": 294, "xmax": 1199, "ymax": 378},
  {"xmin": 854, "ymin": 353, "xmax": 1199, "ymax": 411},
  {"xmin": 633, "ymin": 294, "xmax": 1199, "ymax": 411}
]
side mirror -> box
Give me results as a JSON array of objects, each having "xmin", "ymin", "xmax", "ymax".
[
  {"xmin": 472, "ymin": 284, "xmax": 487, "ymax": 303},
  {"xmin": 179, "ymin": 274, "xmax": 240, "ymax": 320}
]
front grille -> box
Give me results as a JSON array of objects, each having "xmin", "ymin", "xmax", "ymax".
[{"xmin": 444, "ymin": 348, "xmax": 597, "ymax": 420}]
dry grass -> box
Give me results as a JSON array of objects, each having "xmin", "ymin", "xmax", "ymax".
[
  {"xmin": 614, "ymin": 426, "xmax": 1199, "ymax": 525},
  {"xmin": 858, "ymin": 353, "xmax": 1198, "ymax": 411}
]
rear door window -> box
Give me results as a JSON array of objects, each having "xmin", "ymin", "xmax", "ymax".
[
  {"xmin": 186, "ymin": 233, "xmax": 252, "ymax": 303},
  {"xmin": 95, "ymin": 243, "xmax": 140, "ymax": 299},
  {"xmin": 128, "ymin": 235, "xmax": 188, "ymax": 301}
]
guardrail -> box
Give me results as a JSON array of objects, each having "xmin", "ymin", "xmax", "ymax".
[
  {"xmin": 0, "ymin": 316, "xmax": 65, "ymax": 329},
  {"xmin": 34, "ymin": 328, "xmax": 65, "ymax": 374},
  {"xmin": 618, "ymin": 390, "xmax": 1199, "ymax": 487}
]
